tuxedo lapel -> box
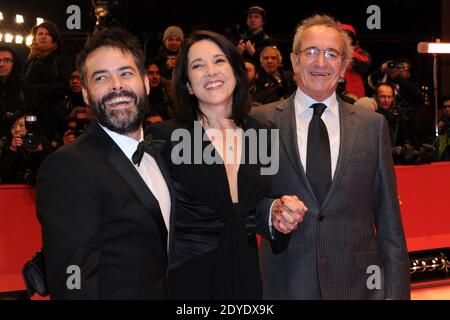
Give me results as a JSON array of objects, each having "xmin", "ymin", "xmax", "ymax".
[
  {"xmin": 155, "ymin": 153, "xmax": 175, "ymax": 261},
  {"xmin": 87, "ymin": 122, "xmax": 168, "ymax": 250},
  {"xmin": 107, "ymin": 145, "xmax": 168, "ymax": 246},
  {"xmin": 322, "ymin": 101, "xmax": 358, "ymax": 209}
]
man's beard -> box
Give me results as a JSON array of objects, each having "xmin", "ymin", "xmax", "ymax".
[{"xmin": 88, "ymin": 87, "xmax": 147, "ymax": 134}]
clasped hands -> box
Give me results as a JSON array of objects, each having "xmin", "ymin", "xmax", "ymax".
[{"xmin": 272, "ymin": 195, "xmax": 308, "ymax": 234}]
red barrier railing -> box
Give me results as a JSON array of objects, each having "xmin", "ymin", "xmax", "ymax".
[{"xmin": 1, "ymin": 162, "xmax": 450, "ymax": 294}]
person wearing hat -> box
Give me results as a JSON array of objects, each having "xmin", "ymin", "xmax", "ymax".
[
  {"xmin": 162, "ymin": 26, "xmax": 184, "ymax": 55},
  {"xmin": 237, "ymin": 6, "xmax": 276, "ymax": 64},
  {"xmin": 154, "ymin": 26, "xmax": 185, "ymax": 83}
]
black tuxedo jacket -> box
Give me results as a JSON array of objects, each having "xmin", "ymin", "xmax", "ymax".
[{"xmin": 36, "ymin": 121, "xmax": 175, "ymax": 299}]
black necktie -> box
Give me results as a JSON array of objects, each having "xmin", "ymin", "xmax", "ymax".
[
  {"xmin": 132, "ymin": 134, "xmax": 165, "ymax": 166},
  {"xmin": 306, "ymin": 103, "xmax": 332, "ymax": 205}
]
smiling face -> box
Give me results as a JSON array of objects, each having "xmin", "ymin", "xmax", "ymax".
[
  {"xmin": 261, "ymin": 47, "xmax": 281, "ymax": 76},
  {"xmin": 187, "ymin": 39, "xmax": 236, "ymax": 114},
  {"xmin": 81, "ymin": 46, "xmax": 149, "ymax": 135},
  {"xmin": 291, "ymin": 25, "xmax": 347, "ymax": 102},
  {"xmin": 164, "ymin": 36, "xmax": 182, "ymax": 53},
  {"xmin": 11, "ymin": 116, "xmax": 27, "ymax": 137}
]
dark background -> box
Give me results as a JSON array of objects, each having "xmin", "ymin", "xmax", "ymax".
[{"xmin": 0, "ymin": 0, "xmax": 444, "ymax": 89}]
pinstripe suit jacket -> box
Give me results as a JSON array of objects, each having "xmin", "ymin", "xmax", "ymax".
[{"xmin": 252, "ymin": 94, "xmax": 410, "ymax": 300}]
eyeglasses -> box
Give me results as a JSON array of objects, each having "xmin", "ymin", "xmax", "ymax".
[
  {"xmin": 295, "ymin": 47, "xmax": 342, "ymax": 61},
  {"xmin": 0, "ymin": 58, "xmax": 13, "ymax": 64}
]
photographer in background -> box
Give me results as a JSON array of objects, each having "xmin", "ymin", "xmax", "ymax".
[
  {"xmin": 438, "ymin": 95, "xmax": 450, "ymax": 161},
  {"xmin": 236, "ymin": 6, "xmax": 276, "ymax": 65},
  {"xmin": 152, "ymin": 26, "xmax": 184, "ymax": 85},
  {"xmin": 0, "ymin": 111, "xmax": 51, "ymax": 185},
  {"xmin": 367, "ymin": 58, "xmax": 420, "ymax": 147},
  {"xmin": 144, "ymin": 61, "xmax": 173, "ymax": 125},
  {"xmin": 62, "ymin": 106, "xmax": 91, "ymax": 145},
  {"xmin": 374, "ymin": 83, "xmax": 433, "ymax": 164},
  {"xmin": 0, "ymin": 46, "xmax": 25, "ymax": 142}
]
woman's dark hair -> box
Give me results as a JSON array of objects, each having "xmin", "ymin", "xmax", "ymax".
[
  {"xmin": 2, "ymin": 110, "xmax": 25, "ymax": 140},
  {"xmin": 31, "ymin": 21, "xmax": 62, "ymax": 49},
  {"xmin": 172, "ymin": 30, "xmax": 250, "ymax": 126}
]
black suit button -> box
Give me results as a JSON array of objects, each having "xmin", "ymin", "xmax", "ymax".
[{"xmin": 318, "ymin": 214, "xmax": 325, "ymax": 222}]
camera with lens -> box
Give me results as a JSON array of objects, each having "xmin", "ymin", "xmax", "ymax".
[
  {"xmin": 387, "ymin": 61, "xmax": 402, "ymax": 69},
  {"xmin": 23, "ymin": 115, "xmax": 42, "ymax": 151}
]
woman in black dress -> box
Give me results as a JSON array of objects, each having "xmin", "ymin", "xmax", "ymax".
[{"xmin": 149, "ymin": 30, "xmax": 288, "ymax": 299}]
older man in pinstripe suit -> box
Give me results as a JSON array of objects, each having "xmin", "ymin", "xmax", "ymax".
[{"xmin": 253, "ymin": 14, "xmax": 410, "ymax": 300}]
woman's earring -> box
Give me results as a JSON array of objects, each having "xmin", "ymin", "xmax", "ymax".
[{"xmin": 187, "ymin": 82, "xmax": 193, "ymax": 95}]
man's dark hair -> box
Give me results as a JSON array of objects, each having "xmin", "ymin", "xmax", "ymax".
[
  {"xmin": 145, "ymin": 59, "xmax": 160, "ymax": 70},
  {"xmin": 172, "ymin": 30, "xmax": 250, "ymax": 126},
  {"xmin": 76, "ymin": 28, "xmax": 146, "ymax": 87},
  {"xmin": 2, "ymin": 110, "xmax": 25, "ymax": 140}
]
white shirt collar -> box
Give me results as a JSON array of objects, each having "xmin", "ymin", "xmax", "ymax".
[
  {"xmin": 294, "ymin": 88, "xmax": 339, "ymax": 118},
  {"xmin": 99, "ymin": 122, "xmax": 143, "ymax": 161}
]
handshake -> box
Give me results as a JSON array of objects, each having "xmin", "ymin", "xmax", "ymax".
[{"xmin": 272, "ymin": 195, "xmax": 308, "ymax": 234}]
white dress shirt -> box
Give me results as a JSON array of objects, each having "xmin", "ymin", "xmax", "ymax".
[
  {"xmin": 294, "ymin": 88, "xmax": 340, "ymax": 178},
  {"xmin": 100, "ymin": 124, "xmax": 171, "ymax": 233}
]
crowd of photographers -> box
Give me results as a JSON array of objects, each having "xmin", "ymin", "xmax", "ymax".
[
  {"xmin": 1, "ymin": 6, "xmax": 449, "ymax": 185},
  {"xmin": 0, "ymin": 21, "xmax": 90, "ymax": 185}
]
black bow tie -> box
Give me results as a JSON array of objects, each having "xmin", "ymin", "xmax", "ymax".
[{"xmin": 132, "ymin": 134, "xmax": 165, "ymax": 166}]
